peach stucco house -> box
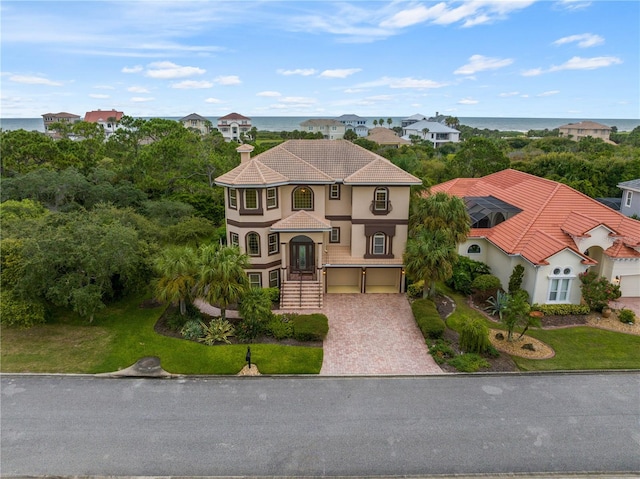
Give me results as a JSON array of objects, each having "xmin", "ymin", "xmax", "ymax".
[
  {"xmin": 431, "ymin": 169, "xmax": 640, "ymax": 303},
  {"xmin": 557, "ymin": 121, "xmax": 612, "ymax": 142},
  {"xmin": 215, "ymin": 140, "xmax": 421, "ymax": 308}
]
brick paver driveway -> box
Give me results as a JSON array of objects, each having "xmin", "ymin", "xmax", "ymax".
[{"xmin": 319, "ymin": 294, "xmax": 443, "ymax": 375}]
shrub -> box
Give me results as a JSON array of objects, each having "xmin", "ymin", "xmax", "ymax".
[
  {"xmin": 291, "ymin": 313, "xmax": 329, "ymax": 341},
  {"xmin": 199, "ymin": 318, "xmax": 235, "ymax": 345},
  {"xmin": 181, "ymin": 319, "xmax": 203, "ymax": 340},
  {"xmin": 471, "ymin": 274, "xmax": 502, "ymax": 303},
  {"xmin": 264, "ymin": 287, "xmax": 280, "ymax": 304},
  {"xmin": 0, "ymin": 291, "xmax": 46, "ymax": 328},
  {"xmin": 531, "ymin": 304, "xmax": 590, "ymax": 316},
  {"xmin": 266, "ymin": 315, "xmax": 294, "ymax": 340},
  {"xmin": 445, "ymin": 257, "xmax": 492, "ymax": 295},
  {"xmin": 407, "ymin": 280, "xmax": 425, "ymax": 299},
  {"xmin": 618, "ymin": 309, "xmax": 636, "ymax": 324},
  {"xmin": 428, "ymin": 339, "xmax": 455, "ymax": 364},
  {"xmin": 459, "ymin": 317, "xmax": 490, "ymax": 354},
  {"xmin": 448, "ymin": 353, "xmax": 490, "ymax": 372},
  {"xmin": 579, "ymin": 270, "xmax": 621, "ymax": 312},
  {"xmin": 411, "ymin": 298, "xmax": 445, "ymax": 339},
  {"xmin": 508, "ymin": 264, "xmax": 525, "ymax": 294},
  {"xmin": 167, "ymin": 302, "xmax": 204, "ymax": 331}
]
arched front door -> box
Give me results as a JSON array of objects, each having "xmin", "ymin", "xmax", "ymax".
[{"xmin": 290, "ymin": 235, "xmax": 315, "ymax": 279}]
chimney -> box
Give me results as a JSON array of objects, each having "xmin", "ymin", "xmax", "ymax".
[{"xmin": 236, "ymin": 144, "xmax": 254, "ymax": 163}]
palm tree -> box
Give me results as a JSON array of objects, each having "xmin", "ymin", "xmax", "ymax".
[
  {"xmin": 404, "ymin": 229, "xmax": 458, "ymax": 298},
  {"xmin": 421, "ymin": 127, "xmax": 430, "ymax": 140},
  {"xmin": 197, "ymin": 244, "xmax": 249, "ymax": 320},
  {"xmin": 153, "ymin": 246, "xmax": 198, "ymax": 315},
  {"xmin": 387, "ymin": 118, "xmax": 393, "ymax": 128},
  {"xmin": 409, "ymin": 192, "xmax": 470, "ymax": 244},
  {"xmin": 373, "ymin": 119, "xmax": 378, "ymax": 127}
]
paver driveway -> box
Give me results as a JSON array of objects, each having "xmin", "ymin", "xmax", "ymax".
[{"xmin": 319, "ymin": 293, "xmax": 443, "ymax": 375}]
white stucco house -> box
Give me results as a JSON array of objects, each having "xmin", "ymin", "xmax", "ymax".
[
  {"xmin": 402, "ymin": 120, "xmax": 460, "ymax": 147},
  {"xmin": 334, "ymin": 114, "xmax": 369, "ymax": 137},
  {"xmin": 618, "ymin": 179, "xmax": 640, "ymax": 218},
  {"xmin": 217, "ymin": 113, "xmax": 252, "ymax": 142},
  {"xmin": 431, "ymin": 169, "xmax": 640, "ymax": 302},
  {"xmin": 300, "ymin": 119, "xmax": 346, "ymax": 140}
]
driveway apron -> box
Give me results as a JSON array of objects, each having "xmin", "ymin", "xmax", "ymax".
[{"xmin": 319, "ymin": 293, "xmax": 443, "ymax": 375}]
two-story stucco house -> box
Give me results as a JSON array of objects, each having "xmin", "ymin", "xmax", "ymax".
[
  {"xmin": 300, "ymin": 119, "xmax": 346, "ymax": 140},
  {"xmin": 180, "ymin": 113, "xmax": 211, "ymax": 135},
  {"xmin": 618, "ymin": 179, "xmax": 640, "ymax": 218},
  {"xmin": 334, "ymin": 114, "xmax": 369, "ymax": 137},
  {"xmin": 214, "ymin": 140, "xmax": 421, "ymax": 308},
  {"xmin": 557, "ymin": 121, "xmax": 612, "ymax": 142},
  {"xmin": 217, "ymin": 113, "xmax": 252, "ymax": 142},
  {"xmin": 431, "ymin": 169, "xmax": 640, "ymax": 302},
  {"xmin": 402, "ymin": 120, "xmax": 460, "ymax": 147},
  {"xmin": 41, "ymin": 112, "xmax": 81, "ymax": 135}
]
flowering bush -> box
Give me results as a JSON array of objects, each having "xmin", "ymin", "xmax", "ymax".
[{"xmin": 579, "ymin": 270, "xmax": 621, "ymax": 312}]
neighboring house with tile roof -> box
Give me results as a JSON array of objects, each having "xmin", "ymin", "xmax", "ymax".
[
  {"xmin": 215, "ymin": 139, "xmax": 421, "ymax": 307},
  {"xmin": 334, "ymin": 114, "xmax": 369, "ymax": 137},
  {"xmin": 618, "ymin": 179, "xmax": 640, "ymax": 218},
  {"xmin": 180, "ymin": 113, "xmax": 211, "ymax": 135},
  {"xmin": 217, "ymin": 113, "xmax": 252, "ymax": 142},
  {"xmin": 41, "ymin": 112, "xmax": 81, "ymax": 135},
  {"xmin": 366, "ymin": 127, "xmax": 410, "ymax": 148},
  {"xmin": 300, "ymin": 119, "xmax": 346, "ymax": 140},
  {"xmin": 557, "ymin": 121, "xmax": 612, "ymax": 142},
  {"xmin": 402, "ymin": 120, "xmax": 460, "ymax": 147},
  {"xmin": 84, "ymin": 109, "xmax": 124, "ymax": 137},
  {"xmin": 431, "ymin": 169, "xmax": 640, "ymax": 301}
]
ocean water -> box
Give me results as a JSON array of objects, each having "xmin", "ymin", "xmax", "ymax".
[{"xmin": 2, "ymin": 116, "xmax": 639, "ymax": 133}]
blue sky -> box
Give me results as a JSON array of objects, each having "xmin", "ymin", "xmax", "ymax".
[{"xmin": 1, "ymin": 0, "xmax": 638, "ymax": 119}]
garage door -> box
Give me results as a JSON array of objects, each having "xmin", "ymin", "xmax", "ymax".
[
  {"xmin": 326, "ymin": 268, "xmax": 360, "ymax": 293},
  {"xmin": 365, "ymin": 268, "xmax": 400, "ymax": 293},
  {"xmin": 619, "ymin": 275, "xmax": 640, "ymax": 297}
]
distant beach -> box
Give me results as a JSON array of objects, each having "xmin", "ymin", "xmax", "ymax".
[{"xmin": 2, "ymin": 116, "xmax": 639, "ymax": 134}]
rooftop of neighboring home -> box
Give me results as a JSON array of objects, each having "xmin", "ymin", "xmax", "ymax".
[
  {"xmin": 618, "ymin": 179, "xmax": 640, "ymax": 192},
  {"xmin": 218, "ymin": 112, "xmax": 251, "ymax": 121},
  {"xmin": 367, "ymin": 127, "xmax": 410, "ymax": 146},
  {"xmin": 215, "ymin": 139, "xmax": 421, "ymax": 188},
  {"xmin": 180, "ymin": 113, "xmax": 209, "ymax": 122},
  {"xmin": 300, "ymin": 119, "xmax": 344, "ymax": 127},
  {"xmin": 557, "ymin": 120, "xmax": 612, "ymax": 131},
  {"xmin": 42, "ymin": 112, "xmax": 81, "ymax": 119},
  {"xmin": 431, "ymin": 169, "xmax": 640, "ymax": 265},
  {"xmin": 84, "ymin": 109, "xmax": 123, "ymax": 123},
  {"xmin": 404, "ymin": 120, "xmax": 460, "ymax": 133},
  {"xmin": 403, "ymin": 113, "xmax": 428, "ymax": 122},
  {"xmin": 334, "ymin": 114, "xmax": 366, "ymax": 122}
]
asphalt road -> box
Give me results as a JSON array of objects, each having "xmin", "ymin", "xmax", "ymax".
[{"xmin": 2, "ymin": 373, "xmax": 639, "ymax": 477}]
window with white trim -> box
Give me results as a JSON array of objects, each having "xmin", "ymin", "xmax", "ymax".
[
  {"xmin": 268, "ymin": 233, "xmax": 279, "ymax": 254},
  {"xmin": 330, "ymin": 227, "xmax": 340, "ymax": 243},
  {"xmin": 246, "ymin": 232, "xmax": 260, "ymax": 256},
  {"xmin": 248, "ymin": 273, "xmax": 262, "ymax": 288},
  {"xmin": 547, "ymin": 266, "xmax": 574, "ymax": 303},
  {"xmin": 230, "ymin": 232, "xmax": 239, "ymax": 247},
  {"xmin": 293, "ymin": 186, "xmax": 313, "ymax": 210},
  {"xmin": 625, "ymin": 190, "xmax": 633, "ymax": 207},
  {"xmin": 269, "ymin": 269, "xmax": 280, "ymax": 288},
  {"xmin": 244, "ymin": 189, "xmax": 258, "ymax": 210},
  {"xmin": 372, "ymin": 232, "xmax": 386, "ymax": 255},
  {"xmin": 467, "ymin": 244, "xmax": 481, "ymax": 254},
  {"xmin": 330, "ymin": 184, "xmax": 340, "ymax": 200},
  {"xmin": 228, "ymin": 188, "xmax": 237, "ymax": 209},
  {"xmin": 266, "ymin": 187, "xmax": 277, "ymax": 209}
]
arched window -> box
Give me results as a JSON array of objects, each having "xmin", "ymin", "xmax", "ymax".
[
  {"xmin": 246, "ymin": 232, "xmax": 260, "ymax": 256},
  {"xmin": 493, "ymin": 212, "xmax": 506, "ymax": 226},
  {"xmin": 293, "ymin": 186, "xmax": 313, "ymax": 210},
  {"xmin": 548, "ymin": 266, "xmax": 574, "ymax": 303},
  {"xmin": 373, "ymin": 187, "xmax": 389, "ymax": 212},
  {"xmin": 372, "ymin": 232, "xmax": 386, "ymax": 255},
  {"xmin": 467, "ymin": 244, "xmax": 481, "ymax": 254}
]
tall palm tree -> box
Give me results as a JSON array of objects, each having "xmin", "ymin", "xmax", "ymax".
[
  {"xmin": 153, "ymin": 246, "xmax": 198, "ymax": 315},
  {"xmin": 373, "ymin": 119, "xmax": 378, "ymax": 127},
  {"xmin": 197, "ymin": 244, "xmax": 249, "ymax": 320},
  {"xmin": 404, "ymin": 229, "xmax": 458, "ymax": 298},
  {"xmin": 409, "ymin": 192, "xmax": 470, "ymax": 244},
  {"xmin": 421, "ymin": 127, "xmax": 430, "ymax": 140},
  {"xmin": 387, "ymin": 118, "xmax": 393, "ymax": 128}
]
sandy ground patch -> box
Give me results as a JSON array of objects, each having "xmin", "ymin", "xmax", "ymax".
[{"xmin": 489, "ymin": 329, "xmax": 555, "ymax": 360}]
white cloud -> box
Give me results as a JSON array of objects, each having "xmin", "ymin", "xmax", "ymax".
[
  {"xmin": 128, "ymin": 86, "xmax": 150, "ymax": 93},
  {"xmin": 171, "ymin": 80, "xmax": 214, "ymax": 89},
  {"xmin": 122, "ymin": 65, "xmax": 143, "ymax": 73},
  {"xmin": 538, "ymin": 90, "xmax": 560, "ymax": 97},
  {"xmin": 357, "ymin": 76, "xmax": 448, "ymax": 89},
  {"xmin": 131, "ymin": 96, "xmax": 155, "ymax": 102},
  {"xmin": 277, "ymin": 68, "xmax": 317, "ymax": 76},
  {"xmin": 89, "ymin": 93, "xmax": 110, "ymax": 99},
  {"xmin": 319, "ymin": 68, "xmax": 362, "ymax": 79},
  {"xmin": 555, "ymin": 0, "xmax": 592, "ymax": 11},
  {"xmin": 214, "ymin": 75, "xmax": 241, "ymax": 85},
  {"xmin": 554, "ymin": 33, "xmax": 604, "ymax": 48},
  {"xmin": 454, "ymin": 55, "xmax": 513, "ymax": 75},
  {"xmin": 146, "ymin": 61, "xmax": 205, "ymax": 79},
  {"xmin": 521, "ymin": 67, "xmax": 543, "ymax": 77},
  {"xmin": 205, "ymin": 97, "xmax": 222, "ymax": 103},
  {"xmin": 550, "ymin": 56, "xmax": 622, "ymax": 71},
  {"xmin": 343, "ymin": 88, "xmax": 365, "ymax": 93},
  {"xmin": 458, "ymin": 98, "xmax": 479, "ymax": 105},
  {"xmin": 257, "ymin": 91, "xmax": 281, "ymax": 97},
  {"xmin": 9, "ymin": 75, "xmax": 63, "ymax": 86},
  {"xmin": 499, "ymin": 91, "xmax": 520, "ymax": 97}
]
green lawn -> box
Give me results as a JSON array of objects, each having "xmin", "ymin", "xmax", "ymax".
[
  {"xmin": 1, "ymin": 294, "xmax": 323, "ymax": 375},
  {"xmin": 439, "ymin": 285, "xmax": 640, "ymax": 371}
]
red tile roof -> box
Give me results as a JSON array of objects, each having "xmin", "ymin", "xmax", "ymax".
[
  {"xmin": 430, "ymin": 169, "xmax": 640, "ymax": 264},
  {"xmin": 218, "ymin": 112, "xmax": 251, "ymax": 121},
  {"xmin": 84, "ymin": 109, "xmax": 123, "ymax": 123}
]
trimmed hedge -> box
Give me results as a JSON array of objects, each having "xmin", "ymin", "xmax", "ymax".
[
  {"xmin": 411, "ymin": 299, "xmax": 445, "ymax": 339},
  {"xmin": 291, "ymin": 313, "xmax": 329, "ymax": 341},
  {"xmin": 532, "ymin": 304, "xmax": 590, "ymax": 316}
]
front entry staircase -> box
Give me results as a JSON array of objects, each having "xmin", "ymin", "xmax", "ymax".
[{"xmin": 280, "ymin": 280, "xmax": 323, "ymax": 309}]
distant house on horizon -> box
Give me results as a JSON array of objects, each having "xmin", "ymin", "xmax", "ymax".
[
  {"xmin": 366, "ymin": 127, "xmax": 410, "ymax": 148},
  {"xmin": 41, "ymin": 112, "xmax": 81, "ymax": 136},
  {"xmin": 84, "ymin": 109, "xmax": 124, "ymax": 137},
  {"xmin": 334, "ymin": 114, "xmax": 369, "ymax": 137},
  {"xmin": 300, "ymin": 119, "xmax": 346, "ymax": 140},
  {"xmin": 402, "ymin": 120, "xmax": 460, "ymax": 147},
  {"xmin": 180, "ymin": 113, "xmax": 211, "ymax": 135},
  {"xmin": 401, "ymin": 114, "xmax": 428, "ymax": 128},
  {"xmin": 557, "ymin": 121, "xmax": 612, "ymax": 142},
  {"xmin": 217, "ymin": 113, "xmax": 252, "ymax": 142}
]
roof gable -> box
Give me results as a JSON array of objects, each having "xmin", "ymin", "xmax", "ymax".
[
  {"xmin": 271, "ymin": 210, "xmax": 332, "ymax": 232},
  {"xmin": 84, "ymin": 110, "xmax": 123, "ymax": 123}
]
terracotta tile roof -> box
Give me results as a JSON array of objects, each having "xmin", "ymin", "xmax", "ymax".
[
  {"xmin": 431, "ymin": 169, "xmax": 640, "ymax": 264},
  {"xmin": 271, "ymin": 210, "xmax": 332, "ymax": 232},
  {"xmin": 84, "ymin": 110, "xmax": 123, "ymax": 123},
  {"xmin": 216, "ymin": 140, "xmax": 420, "ymax": 187},
  {"xmin": 366, "ymin": 127, "xmax": 411, "ymax": 146},
  {"xmin": 218, "ymin": 112, "xmax": 250, "ymax": 120}
]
